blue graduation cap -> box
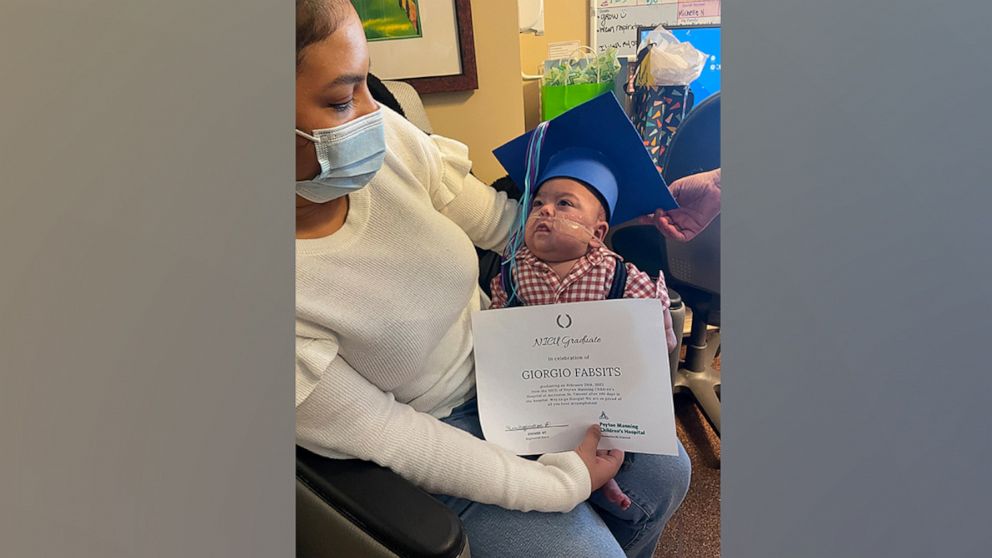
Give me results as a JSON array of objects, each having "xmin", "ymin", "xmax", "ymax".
[{"xmin": 493, "ymin": 92, "xmax": 677, "ymax": 225}]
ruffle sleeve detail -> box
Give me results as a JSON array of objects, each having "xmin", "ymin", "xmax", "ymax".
[
  {"xmin": 427, "ymin": 134, "xmax": 474, "ymax": 210},
  {"xmin": 296, "ymin": 336, "xmax": 338, "ymax": 407}
]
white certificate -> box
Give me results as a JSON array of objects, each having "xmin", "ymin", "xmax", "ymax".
[{"xmin": 471, "ymin": 298, "xmax": 678, "ymax": 456}]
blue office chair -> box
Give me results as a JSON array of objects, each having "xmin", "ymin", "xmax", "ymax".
[{"xmin": 608, "ymin": 92, "xmax": 721, "ymax": 434}]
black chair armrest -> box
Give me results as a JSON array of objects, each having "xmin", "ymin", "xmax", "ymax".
[{"xmin": 296, "ymin": 446, "xmax": 467, "ymax": 558}]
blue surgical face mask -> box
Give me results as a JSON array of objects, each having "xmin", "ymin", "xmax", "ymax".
[{"xmin": 295, "ymin": 107, "xmax": 386, "ymax": 203}]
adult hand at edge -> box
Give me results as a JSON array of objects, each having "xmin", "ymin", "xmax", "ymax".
[{"xmin": 639, "ymin": 168, "xmax": 721, "ymax": 242}]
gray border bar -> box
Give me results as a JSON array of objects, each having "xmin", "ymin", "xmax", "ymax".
[
  {"xmin": 724, "ymin": 1, "xmax": 992, "ymax": 556},
  {"xmin": 1, "ymin": 2, "xmax": 294, "ymax": 556}
]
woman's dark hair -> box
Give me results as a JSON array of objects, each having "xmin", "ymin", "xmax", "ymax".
[{"xmin": 296, "ymin": 0, "xmax": 350, "ymax": 68}]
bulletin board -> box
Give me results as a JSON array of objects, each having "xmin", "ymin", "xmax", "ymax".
[{"xmin": 591, "ymin": 0, "xmax": 721, "ymax": 58}]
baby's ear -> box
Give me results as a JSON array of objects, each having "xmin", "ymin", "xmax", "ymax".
[{"xmin": 589, "ymin": 221, "xmax": 609, "ymax": 248}]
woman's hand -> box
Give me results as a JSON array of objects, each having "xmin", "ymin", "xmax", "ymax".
[
  {"xmin": 639, "ymin": 168, "xmax": 721, "ymax": 242},
  {"xmin": 574, "ymin": 425, "xmax": 625, "ymax": 491}
]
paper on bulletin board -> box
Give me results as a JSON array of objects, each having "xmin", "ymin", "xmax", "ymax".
[
  {"xmin": 592, "ymin": 0, "xmax": 721, "ymax": 58},
  {"xmin": 676, "ymin": 1, "xmax": 721, "ymax": 24},
  {"xmin": 548, "ymin": 40, "xmax": 581, "ymax": 60}
]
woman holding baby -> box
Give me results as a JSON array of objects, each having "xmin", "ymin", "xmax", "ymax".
[{"xmin": 294, "ymin": 1, "xmax": 718, "ymax": 556}]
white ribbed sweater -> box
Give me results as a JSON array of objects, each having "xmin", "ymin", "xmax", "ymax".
[{"xmin": 295, "ymin": 107, "xmax": 591, "ymax": 513}]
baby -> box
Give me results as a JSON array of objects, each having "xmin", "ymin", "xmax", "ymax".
[{"xmin": 490, "ymin": 92, "xmax": 680, "ymax": 510}]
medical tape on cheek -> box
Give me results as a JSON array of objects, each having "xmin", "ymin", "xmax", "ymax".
[{"xmin": 529, "ymin": 214, "xmax": 596, "ymax": 243}]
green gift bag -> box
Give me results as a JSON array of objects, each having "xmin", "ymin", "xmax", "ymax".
[
  {"xmin": 540, "ymin": 81, "xmax": 615, "ymax": 121},
  {"xmin": 539, "ymin": 47, "xmax": 620, "ymax": 121}
]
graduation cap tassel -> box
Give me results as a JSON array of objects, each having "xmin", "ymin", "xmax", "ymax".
[{"xmin": 502, "ymin": 119, "xmax": 550, "ymax": 304}]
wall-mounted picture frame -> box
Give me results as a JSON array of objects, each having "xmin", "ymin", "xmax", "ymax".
[
  {"xmin": 357, "ymin": 0, "xmax": 478, "ymax": 94},
  {"xmin": 353, "ymin": 0, "xmax": 423, "ymax": 41}
]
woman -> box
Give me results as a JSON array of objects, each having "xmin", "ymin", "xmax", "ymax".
[{"xmin": 294, "ymin": 1, "xmax": 692, "ymax": 556}]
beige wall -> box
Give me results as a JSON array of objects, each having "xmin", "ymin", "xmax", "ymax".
[
  {"xmin": 518, "ymin": 0, "xmax": 591, "ymax": 130},
  {"xmin": 421, "ymin": 1, "xmax": 525, "ymax": 184},
  {"xmin": 419, "ymin": 1, "xmax": 593, "ymax": 183}
]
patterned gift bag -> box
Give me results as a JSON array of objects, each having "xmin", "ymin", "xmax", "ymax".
[
  {"xmin": 627, "ymin": 26, "xmax": 707, "ymax": 175},
  {"xmin": 630, "ymin": 84, "xmax": 693, "ymax": 177}
]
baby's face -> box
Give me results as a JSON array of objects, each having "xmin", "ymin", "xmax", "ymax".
[{"xmin": 524, "ymin": 178, "xmax": 609, "ymax": 263}]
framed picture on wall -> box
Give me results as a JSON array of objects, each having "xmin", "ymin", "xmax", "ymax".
[{"xmin": 353, "ymin": 0, "xmax": 478, "ymax": 94}]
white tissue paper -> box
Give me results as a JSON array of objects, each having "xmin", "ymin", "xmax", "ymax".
[{"xmin": 638, "ymin": 26, "xmax": 709, "ymax": 86}]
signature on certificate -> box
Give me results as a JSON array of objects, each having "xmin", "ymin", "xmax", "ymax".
[{"xmin": 505, "ymin": 421, "xmax": 569, "ymax": 432}]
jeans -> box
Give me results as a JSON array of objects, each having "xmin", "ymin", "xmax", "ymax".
[{"xmin": 432, "ymin": 397, "xmax": 691, "ymax": 558}]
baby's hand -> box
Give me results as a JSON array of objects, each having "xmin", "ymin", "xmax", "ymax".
[
  {"xmin": 574, "ymin": 425, "xmax": 625, "ymax": 493},
  {"xmin": 599, "ymin": 479, "xmax": 632, "ymax": 511}
]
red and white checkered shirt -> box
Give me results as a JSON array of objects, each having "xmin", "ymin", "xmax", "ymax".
[{"xmin": 489, "ymin": 245, "xmax": 677, "ymax": 350}]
